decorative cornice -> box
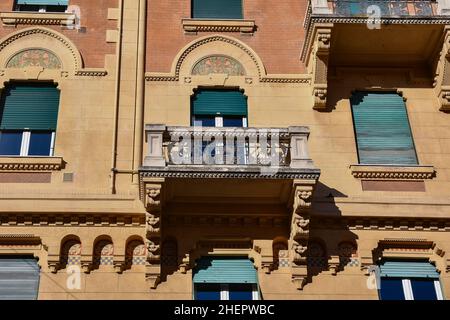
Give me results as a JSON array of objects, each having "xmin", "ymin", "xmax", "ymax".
[
  {"xmin": 350, "ymin": 165, "xmax": 436, "ymax": 180},
  {"xmin": 0, "ymin": 214, "xmax": 145, "ymax": 227},
  {"xmin": 75, "ymin": 69, "xmax": 108, "ymax": 77},
  {"xmin": 302, "ymin": 16, "xmax": 450, "ymax": 61},
  {"xmin": 166, "ymin": 214, "xmax": 288, "ymax": 227},
  {"xmin": 260, "ymin": 76, "xmax": 311, "ymax": 84},
  {"xmin": 0, "ymin": 12, "xmax": 75, "ymax": 26},
  {"xmin": 311, "ymin": 216, "xmax": 450, "ymax": 232},
  {"xmin": 0, "ymin": 157, "xmax": 64, "ymax": 171},
  {"xmin": 182, "ymin": 19, "xmax": 256, "ymax": 34},
  {"xmin": 140, "ymin": 168, "xmax": 320, "ymax": 180}
]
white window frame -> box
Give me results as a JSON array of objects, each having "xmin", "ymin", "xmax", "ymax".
[
  {"xmin": 381, "ymin": 277, "xmax": 444, "ymax": 300},
  {"xmin": 1, "ymin": 130, "xmax": 55, "ymax": 157},
  {"xmin": 195, "ymin": 283, "xmax": 259, "ymax": 301}
]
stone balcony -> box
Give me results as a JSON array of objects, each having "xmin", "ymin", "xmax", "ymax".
[
  {"xmin": 303, "ymin": 0, "xmax": 450, "ymax": 111},
  {"xmin": 140, "ymin": 125, "xmax": 320, "ymax": 180},
  {"xmin": 308, "ymin": 0, "xmax": 445, "ymax": 17},
  {"xmin": 140, "ymin": 125, "xmax": 321, "ymax": 289}
]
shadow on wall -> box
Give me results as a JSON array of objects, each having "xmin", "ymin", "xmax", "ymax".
[{"xmin": 306, "ymin": 181, "xmax": 359, "ymax": 283}]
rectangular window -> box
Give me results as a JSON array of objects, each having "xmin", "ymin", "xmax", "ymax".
[
  {"xmin": 0, "ymin": 82, "xmax": 60, "ymax": 157},
  {"xmin": 193, "ymin": 257, "xmax": 259, "ymax": 301},
  {"xmin": 192, "ymin": 0, "xmax": 243, "ymax": 19},
  {"xmin": 194, "ymin": 283, "xmax": 258, "ymax": 301},
  {"xmin": 351, "ymin": 92, "xmax": 418, "ymax": 165},
  {"xmin": 378, "ymin": 261, "xmax": 444, "ymax": 301},
  {"xmin": 0, "ymin": 256, "xmax": 40, "ymax": 300},
  {"xmin": 14, "ymin": 1, "xmax": 68, "ymax": 12}
]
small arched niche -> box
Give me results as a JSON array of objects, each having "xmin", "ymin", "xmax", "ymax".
[{"xmin": 59, "ymin": 236, "xmax": 81, "ymax": 268}]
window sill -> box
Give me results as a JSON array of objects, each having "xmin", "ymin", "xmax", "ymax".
[
  {"xmin": 0, "ymin": 11, "xmax": 75, "ymax": 26},
  {"xmin": 182, "ymin": 19, "xmax": 256, "ymax": 34},
  {"xmin": 350, "ymin": 164, "xmax": 436, "ymax": 180},
  {"xmin": 0, "ymin": 156, "xmax": 64, "ymax": 171}
]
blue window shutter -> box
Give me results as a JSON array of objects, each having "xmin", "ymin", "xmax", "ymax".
[
  {"xmin": 379, "ymin": 261, "xmax": 440, "ymax": 279},
  {"xmin": 192, "ymin": 89, "xmax": 248, "ymax": 116},
  {"xmin": 192, "ymin": 0, "xmax": 243, "ymax": 19},
  {"xmin": 379, "ymin": 278, "xmax": 405, "ymax": 300},
  {"xmin": 0, "ymin": 83, "xmax": 60, "ymax": 131},
  {"xmin": 351, "ymin": 92, "xmax": 418, "ymax": 165},
  {"xmin": 193, "ymin": 257, "xmax": 258, "ymax": 284},
  {"xmin": 16, "ymin": 0, "xmax": 68, "ymax": 5},
  {"xmin": 0, "ymin": 256, "xmax": 40, "ymax": 300}
]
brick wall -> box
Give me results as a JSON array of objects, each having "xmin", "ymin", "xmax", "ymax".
[
  {"xmin": 146, "ymin": 0, "xmax": 308, "ymax": 74},
  {"xmin": 0, "ymin": 0, "xmax": 117, "ymax": 68}
]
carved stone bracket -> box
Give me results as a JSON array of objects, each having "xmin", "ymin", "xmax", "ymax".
[
  {"xmin": 435, "ymin": 26, "xmax": 450, "ymax": 112},
  {"xmin": 142, "ymin": 178, "xmax": 165, "ymax": 290},
  {"xmin": 289, "ymin": 180, "xmax": 316, "ymax": 290},
  {"xmin": 308, "ymin": 25, "xmax": 332, "ymax": 110}
]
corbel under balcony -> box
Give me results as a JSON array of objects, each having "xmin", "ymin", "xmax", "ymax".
[
  {"xmin": 0, "ymin": 12, "xmax": 76, "ymax": 27},
  {"xmin": 350, "ymin": 164, "xmax": 436, "ymax": 180},
  {"xmin": 0, "ymin": 156, "xmax": 64, "ymax": 171},
  {"xmin": 182, "ymin": 19, "xmax": 256, "ymax": 35}
]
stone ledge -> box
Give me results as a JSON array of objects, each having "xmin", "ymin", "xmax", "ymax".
[
  {"xmin": 350, "ymin": 164, "xmax": 436, "ymax": 180},
  {"xmin": 0, "ymin": 156, "xmax": 64, "ymax": 172},
  {"xmin": 0, "ymin": 11, "xmax": 75, "ymax": 26},
  {"xmin": 182, "ymin": 19, "xmax": 256, "ymax": 34}
]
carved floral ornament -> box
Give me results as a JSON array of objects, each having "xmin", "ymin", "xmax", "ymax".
[
  {"xmin": 192, "ymin": 55, "xmax": 246, "ymax": 76},
  {"xmin": 6, "ymin": 49, "xmax": 62, "ymax": 69}
]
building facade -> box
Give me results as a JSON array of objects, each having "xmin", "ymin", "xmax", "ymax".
[{"xmin": 0, "ymin": 0, "xmax": 449, "ymax": 300}]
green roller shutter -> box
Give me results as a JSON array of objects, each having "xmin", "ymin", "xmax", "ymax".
[
  {"xmin": 192, "ymin": 0, "xmax": 243, "ymax": 19},
  {"xmin": 0, "ymin": 83, "xmax": 60, "ymax": 130},
  {"xmin": 192, "ymin": 89, "xmax": 248, "ymax": 116},
  {"xmin": 379, "ymin": 261, "xmax": 440, "ymax": 279},
  {"xmin": 17, "ymin": 0, "xmax": 68, "ymax": 5},
  {"xmin": 0, "ymin": 256, "xmax": 40, "ymax": 300},
  {"xmin": 351, "ymin": 92, "xmax": 418, "ymax": 165},
  {"xmin": 193, "ymin": 257, "xmax": 258, "ymax": 284}
]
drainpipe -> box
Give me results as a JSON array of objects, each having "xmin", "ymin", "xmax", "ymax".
[
  {"xmin": 132, "ymin": 0, "xmax": 147, "ymax": 183},
  {"xmin": 110, "ymin": 0, "xmax": 124, "ymax": 194}
]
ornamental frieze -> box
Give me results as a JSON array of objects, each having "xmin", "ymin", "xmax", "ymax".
[
  {"xmin": 192, "ymin": 55, "xmax": 245, "ymax": 76},
  {"xmin": 7, "ymin": 49, "xmax": 62, "ymax": 69}
]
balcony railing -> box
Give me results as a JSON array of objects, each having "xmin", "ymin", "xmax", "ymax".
[
  {"xmin": 307, "ymin": 0, "xmax": 447, "ymax": 19},
  {"xmin": 141, "ymin": 125, "xmax": 320, "ymax": 179},
  {"xmin": 328, "ymin": 0, "xmax": 436, "ymax": 16}
]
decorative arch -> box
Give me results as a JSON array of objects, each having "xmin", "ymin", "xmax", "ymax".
[
  {"xmin": 337, "ymin": 241, "xmax": 358, "ymax": 268},
  {"xmin": 0, "ymin": 27, "xmax": 83, "ymax": 73},
  {"xmin": 307, "ymin": 240, "xmax": 328, "ymax": 269},
  {"xmin": 125, "ymin": 236, "xmax": 146, "ymax": 267},
  {"xmin": 92, "ymin": 235, "xmax": 114, "ymax": 267},
  {"xmin": 148, "ymin": 34, "xmax": 266, "ymax": 81},
  {"xmin": 272, "ymin": 237, "xmax": 289, "ymax": 269},
  {"xmin": 59, "ymin": 235, "xmax": 81, "ymax": 268}
]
